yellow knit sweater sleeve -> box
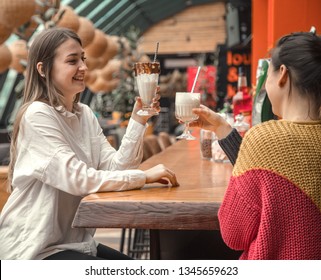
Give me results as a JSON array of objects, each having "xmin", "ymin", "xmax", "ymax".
[{"xmin": 233, "ymin": 120, "xmax": 321, "ymax": 212}]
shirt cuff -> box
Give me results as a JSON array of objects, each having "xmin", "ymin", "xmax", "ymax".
[
  {"xmin": 127, "ymin": 169, "xmax": 146, "ymax": 189},
  {"xmin": 127, "ymin": 118, "xmax": 148, "ymax": 140}
]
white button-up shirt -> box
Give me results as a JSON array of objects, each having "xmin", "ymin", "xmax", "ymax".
[{"xmin": 0, "ymin": 101, "xmax": 147, "ymax": 259}]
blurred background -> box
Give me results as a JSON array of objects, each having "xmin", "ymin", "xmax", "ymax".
[
  {"xmin": 1, "ymin": 0, "xmax": 321, "ymax": 148},
  {"xmin": 1, "ymin": 0, "xmax": 321, "ymax": 257}
]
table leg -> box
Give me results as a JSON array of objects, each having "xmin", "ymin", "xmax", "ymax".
[
  {"xmin": 151, "ymin": 230, "xmax": 242, "ymax": 260},
  {"xmin": 149, "ymin": 229, "xmax": 160, "ymax": 260}
]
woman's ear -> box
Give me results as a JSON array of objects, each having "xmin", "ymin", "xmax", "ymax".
[
  {"xmin": 36, "ymin": 62, "xmax": 45, "ymax": 77},
  {"xmin": 278, "ymin": 64, "xmax": 288, "ymax": 87}
]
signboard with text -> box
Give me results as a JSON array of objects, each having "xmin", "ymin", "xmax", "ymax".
[{"xmin": 226, "ymin": 50, "xmax": 251, "ymax": 99}]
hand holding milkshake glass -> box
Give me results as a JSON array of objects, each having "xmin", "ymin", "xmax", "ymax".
[
  {"xmin": 175, "ymin": 66, "xmax": 201, "ymax": 140},
  {"xmin": 134, "ymin": 42, "xmax": 161, "ymax": 117},
  {"xmin": 175, "ymin": 92, "xmax": 201, "ymax": 140}
]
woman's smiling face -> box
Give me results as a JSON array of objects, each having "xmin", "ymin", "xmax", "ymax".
[{"xmin": 51, "ymin": 38, "xmax": 87, "ymax": 102}]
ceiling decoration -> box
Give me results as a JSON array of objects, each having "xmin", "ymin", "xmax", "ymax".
[{"xmin": 61, "ymin": 0, "xmax": 223, "ymax": 36}]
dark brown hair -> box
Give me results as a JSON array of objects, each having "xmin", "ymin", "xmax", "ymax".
[{"xmin": 270, "ymin": 32, "xmax": 321, "ymax": 116}]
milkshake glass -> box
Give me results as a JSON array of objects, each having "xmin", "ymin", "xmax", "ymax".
[
  {"xmin": 175, "ymin": 92, "xmax": 201, "ymax": 140},
  {"xmin": 134, "ymin": 62, "xmax": 160, "ymax": 116}
]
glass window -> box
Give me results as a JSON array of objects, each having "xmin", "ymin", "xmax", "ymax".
[{"xmin": 0, "ymin": 69, "xmax": 18, "ymax": 120}]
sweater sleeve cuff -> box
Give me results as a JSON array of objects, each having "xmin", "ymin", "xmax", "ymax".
[{"xmin": 218, "ymin": 128, "xmax": 242, "ymax": 165}]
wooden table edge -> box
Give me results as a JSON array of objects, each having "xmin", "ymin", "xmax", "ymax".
[{"xmin": 72, "ymin": 200, "xmax": 221, "ymax": 230}]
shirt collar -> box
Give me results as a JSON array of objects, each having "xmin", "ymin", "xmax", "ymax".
[{"xmin": 55, "ymin": 103, "xmax": 82, "ymax": 118}]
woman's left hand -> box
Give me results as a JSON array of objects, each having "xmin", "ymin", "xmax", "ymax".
[{"xmin": 131, "ymin": 86, "xmax": 161, "ymax": 125}]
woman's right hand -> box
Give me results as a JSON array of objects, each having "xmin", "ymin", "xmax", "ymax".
[
  {"xmin": 190, "ymin": 105, "xmax": 233, "ymax": 140},
  {"xmin": 143, "ymin": 164, "xmax": 179, "ymax": 187},
  {"xmin": 131, "ymin": 86, "xmax": 161, "ymax": 125}
]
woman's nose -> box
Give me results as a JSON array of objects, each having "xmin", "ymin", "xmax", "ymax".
[{"xmin": 79, "ymin": 60, "xmax": 88, "ymax": 71}]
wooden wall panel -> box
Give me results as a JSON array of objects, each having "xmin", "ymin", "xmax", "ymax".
[{"xmin": 137, "ymin": 2, "xmax": 226, "ymax": 54}]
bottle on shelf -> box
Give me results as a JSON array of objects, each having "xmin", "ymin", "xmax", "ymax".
[
  {"xmin": 233, "ymin": 113, "xmax": 250, "ymax": 138},
  {"xmin": 232, "ymin": 67, "xmax": 252, "ymax": 125},
  {"xmin": 252, "ymin": 58, "xmax": 276, "ymax": 126}
]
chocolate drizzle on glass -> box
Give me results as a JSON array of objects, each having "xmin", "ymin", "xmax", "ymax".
[{"xmin": 134, "ymin": 62, "xmax": 160, "ymax": 76}]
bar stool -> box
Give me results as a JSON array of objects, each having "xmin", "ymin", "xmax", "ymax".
[
  {"xmin": 120, "ymin": 228, "xmax": 150, "ymax": 259},
  {"xmin": 157, "ymin": 132, "xmax": 174, "ymax": 150},
  {"xmin": 144, "ymin": 134, "xmax": 162, "ymax": 155}
]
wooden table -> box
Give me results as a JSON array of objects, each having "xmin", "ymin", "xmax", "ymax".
[{"xmin": 72, "ymin": 137, "xmax": 240, "ymax": 259}]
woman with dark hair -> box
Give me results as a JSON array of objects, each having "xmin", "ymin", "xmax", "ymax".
[
  {"xmin": 0, "ymin": 28, "xmax": 178, "ymax": 260},
  {"xmin": 190, "ymin": 31, "xmax": 321, "ymax": 259}
]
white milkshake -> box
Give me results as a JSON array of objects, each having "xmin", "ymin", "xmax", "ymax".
[
  {"xmin": 134, "ymin": 62, "xmax": 160, "ymax": 116},
  {"xmin": 175, "ymin": 92, "xmax": 201, "ymax": 122},
  {"xmin": 136, "ymin": 74, "xmax": 158, "ymax": 105}
]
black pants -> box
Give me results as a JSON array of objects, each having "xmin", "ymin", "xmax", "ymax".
[{"xmin": 44, "ymin": 243, "xmax": 132, "ymax": 260}]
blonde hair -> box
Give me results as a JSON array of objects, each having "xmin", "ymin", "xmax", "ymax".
[{"xmin": 7, "ymin": 28, "xmax": 83, "ymax": 192}]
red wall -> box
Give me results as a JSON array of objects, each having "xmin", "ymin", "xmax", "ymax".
[{"xmin": 252, "ymin": 0, "xmax": 321, "ymax": 83}]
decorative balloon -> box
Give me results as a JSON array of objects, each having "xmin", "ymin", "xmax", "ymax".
[
  {"xmin": 0, "ymin": 0, "xmax": 36, "ymax": 29},
  {"xmin": 85, "ymin": 29, "xmax": 108, "ymax": 58},
  {"xmin": 53, "ymin": 5, "xmax": 79, "ymax": 32},
  {"xmin": 77, "ymin": 17, "xmax": 95, "ymax": 48},
  {"xmin": 88, "ymin": 75, "xmax": 120, "ymax": 93},
  {"xmin": 0, "ymin": 44, "xmax": 12, "ymax": 73},
  {"xmin": 138, "ymin": 54, "xmax": 151, "ymax": 63},
  {"xmin": 8, "ymin": 39, "xmax": 28, "ymax": 73},
  {"xmin": 84, "ymin": 69, "xmax": 98, "ymax": 87},
  {"xmin": 100, "ymin": 59, "xmax": 122, "ymax": 81},
  {"xmin": 0, "ymin": 23, "xmax": 13, "ymax": 45},
  {"xmin": 85, "ymin": 56, "xmax": 101, "ymax": 72},
  {"xmin": 105, "ymin": 35, "xmax": 120, "ymax": 60}
]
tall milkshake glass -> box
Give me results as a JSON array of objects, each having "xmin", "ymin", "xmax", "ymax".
[{"xmin": 134, "ymin": 62, "xmax": 160, "ymax": 116}]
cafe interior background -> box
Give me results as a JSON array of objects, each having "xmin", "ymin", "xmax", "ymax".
[{"xmin": 1, "ymin": 0, "xmax": 321, "ymax": 259}]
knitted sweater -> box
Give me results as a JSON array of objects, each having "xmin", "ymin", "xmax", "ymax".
[{"xmin": 218, "ymin": 120, "xmax": 321, "ymax": 259}]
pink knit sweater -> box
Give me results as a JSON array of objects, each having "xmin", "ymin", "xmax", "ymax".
[{"xmin": 218, "ymin": 120, "xmax": 321, "ymax": 259}]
